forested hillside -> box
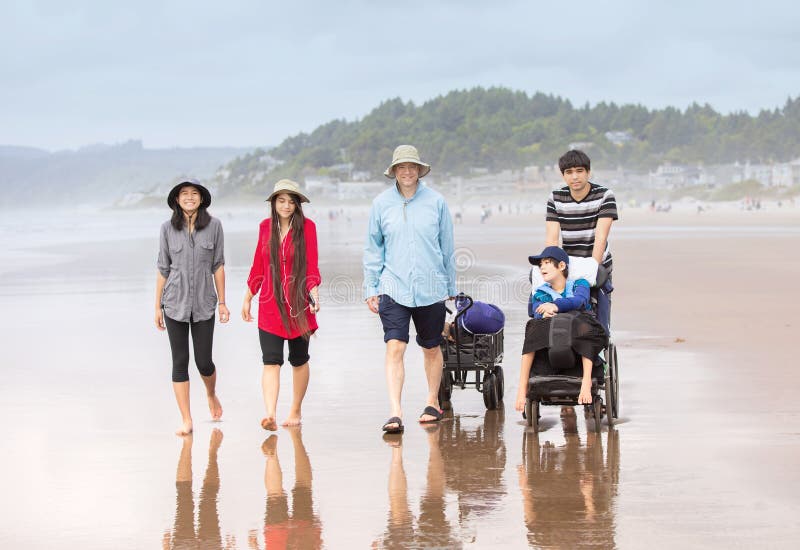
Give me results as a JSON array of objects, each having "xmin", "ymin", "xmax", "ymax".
[{"xmin": 222, "ymin": 87, "xmax": 800, "ymax": 185}]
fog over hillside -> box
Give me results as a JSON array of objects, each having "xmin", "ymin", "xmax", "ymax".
[{"xmin": 0, "ymin": 140, "xmax": 252, "ymax": 208}]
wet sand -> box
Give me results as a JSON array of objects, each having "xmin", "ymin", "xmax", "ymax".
[{"xmin": 0, "ymin": 204, "xmax": 798, "ymax": 548}]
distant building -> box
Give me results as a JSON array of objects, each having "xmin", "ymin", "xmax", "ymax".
[
  {"xmin": 649, "ymin": 163, "xmax": 702, "ymax": 188},
  {"xmin": 604, "ymin": 131, "xmax": 633, "ymax": 146}
]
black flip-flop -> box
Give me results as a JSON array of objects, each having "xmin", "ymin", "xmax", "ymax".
[
  {"xmin": 419, "ymin": 406, "xmax": 443, "ymax": 423},
  {"xmin": 382, "ymin": 416, "xmax": 404, "ymax": 434}
]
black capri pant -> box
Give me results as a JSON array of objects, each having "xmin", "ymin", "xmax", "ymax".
[
  {"xmin": 259, "ymin": 329, "xmax": 310, "ymax": 367},
  {"xmin": 164, "ymin": 314, "xmax": 216, "ymax": 382}
]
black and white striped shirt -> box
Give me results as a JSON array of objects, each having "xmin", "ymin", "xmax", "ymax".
[{"xmin": 546, "ymin": 183, "xmax": 618, "ymax": 270}]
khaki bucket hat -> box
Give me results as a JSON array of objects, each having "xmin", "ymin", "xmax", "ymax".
[
  {"xmin": 384, "ymin": 144, "xmax": 431, "ymax": 179},
  {"xmin": 266, "ymin": 179, "xmax": 310, "ymax": 203}
]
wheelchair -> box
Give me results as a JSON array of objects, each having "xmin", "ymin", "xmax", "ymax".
[{"xmin": 524, "ymin": 267, "xmax": 619, "ymax": 433}]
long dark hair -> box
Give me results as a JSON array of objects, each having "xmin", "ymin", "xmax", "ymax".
[
  {"xmin": 268, "ymin": 194, "xmax": 311, "ymax": 339},
  {"xmin": 170, "ymin": 185, "xmax": 211, "ymax": 231}
]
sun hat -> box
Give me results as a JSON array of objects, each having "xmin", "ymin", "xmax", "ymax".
[
  {"xmin": 528, "ymin": 246, "xmax": 570, "ymax": 266},
  {"xmin": 167, "ymin": 178, "xmax": 211, "ymax": 209},
  {"xmin": 383, "ymin": 144, "xmax": 431, "ymax": 179},
  {"xmin": 266, "ymin": 179, "xmax": 310, "ymax": 203}
]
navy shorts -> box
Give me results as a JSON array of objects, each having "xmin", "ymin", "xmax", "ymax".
[
  {"xmin": 378, "ymin": 294, "xmax": 446, "ymax": 348},
  {"xmin": 259, "ymin": 329, "xmax": 310, "ymax": 367}
]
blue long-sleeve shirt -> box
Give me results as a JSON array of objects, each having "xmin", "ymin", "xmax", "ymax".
[
  {"xmin": 529, "ymin": 278, "xmax": 591, "ymax": 318},
  {"xmin": 363, "ymin": 182, "xmax": 456, "ymax": 307}
]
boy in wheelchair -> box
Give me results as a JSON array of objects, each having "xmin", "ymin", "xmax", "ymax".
[{"xmin": 514, "ymin": 246, "xmax": 608, "ymax": 412}]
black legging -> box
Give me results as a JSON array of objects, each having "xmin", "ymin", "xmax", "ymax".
[{"xmin": 165, "ymin": 314, "xmax": 216, "ymax": 382}]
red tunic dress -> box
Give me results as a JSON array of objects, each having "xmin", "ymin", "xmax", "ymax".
[{"xmin": 247, "ymin": 218, "xmax": 321, "ymax": 338}]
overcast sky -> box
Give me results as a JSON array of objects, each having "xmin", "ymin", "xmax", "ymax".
[{"xmin": 3, "ymin": 0, "xmax": 799, "ymax": 151}]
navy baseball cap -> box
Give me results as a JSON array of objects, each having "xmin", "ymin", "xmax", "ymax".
[{"xmin": 528, "ymin": 246, "xmax": 569, "ymax": 266}]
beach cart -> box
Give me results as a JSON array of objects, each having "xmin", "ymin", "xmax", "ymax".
[{"xmin": 438, "ymin": 295, "xmax": 505, "ymax": 410}]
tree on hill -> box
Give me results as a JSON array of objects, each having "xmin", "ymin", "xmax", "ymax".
[{"xmin": 218, "ymin": 87, "xmax": 800, "ymax": 191}]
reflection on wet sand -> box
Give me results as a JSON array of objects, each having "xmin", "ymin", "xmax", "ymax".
[
  {"xmin": 519, "ymin": 417, "xmax": 620, "ymax": 549},
  {"xmin": 374, "ymin": 425, "xmax": 459, "ymax": 549},
  {"xmin": 373, "ymin": 409, "xmax": 507, "ymax": 548},
  {"xmin": 163, "ymin": 429, "xmax": 235, "ymax": 549},
  {"xmin": 249, "ymin": 429, "xmax": 322, "ymax": 550},
  {"xmin": 440, "ymin": 409, "xmax": 507, "ymax": 525}
]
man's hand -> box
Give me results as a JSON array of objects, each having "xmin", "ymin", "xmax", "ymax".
[{"xmin": 366, "ymin": 295, "xmax": 379, "ymax": 314}]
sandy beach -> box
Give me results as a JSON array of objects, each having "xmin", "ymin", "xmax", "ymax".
[{"xmin": 0, "ymin": 203, "xmax": 798, "ymax": 549}]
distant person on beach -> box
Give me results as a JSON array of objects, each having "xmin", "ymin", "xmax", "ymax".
[
  {"xmin": 155, "ymin": 179, "xmax": 228, "ymax": 436},
  {"xmin": 514, "ymin": 246, "xmax": 608, "ymax": 411},
  {"xmin": 545, "ymin": 150, "xmax": 618, "ymax": 333},
  {"xmin": 364, "ymin": 145, "xmax": 456, "ymax": 434},
  {"xmin": 243, "ymin": 179, "xmax": 321, "ymax": 431}
]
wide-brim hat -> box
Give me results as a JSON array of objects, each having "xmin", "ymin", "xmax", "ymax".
[
  {"xmin": 384, "ymin": 144, "xmax": 431, "ymax": 179},
  {"xmin": 529, "ymin": 245, "xmax": 569, "ymax": 266},
  {"xmin": 167, "ymin": 178, "xmax": 211, "ymax": 209},
  {"xmin": 266, "ymin": 179, "xmax": 310, "ymax": 203}
]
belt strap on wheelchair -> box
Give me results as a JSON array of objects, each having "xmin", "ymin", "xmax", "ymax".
[{"xmin": 548, "ymin": 313, "xmax": 577, "ymax": 370}]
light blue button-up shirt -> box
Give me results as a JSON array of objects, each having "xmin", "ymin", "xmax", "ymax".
[{"xmin": 363, "ymin": 182, "xmax": 456, "ymax": 307}]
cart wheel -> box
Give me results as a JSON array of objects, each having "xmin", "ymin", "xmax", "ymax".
[
  {"xmin": 592, "ymin": 396, "xmax": 602, "ymax": 433},
  {"xmin": 438, "ymin": 371, "xmax": 453, "ymax": 410},
  {"xmin": 482, "ymin": 373, "xmax": 499, "ymax": 410},
  {"xmin": 606, "ymin": 342, "xmax": 619, "ymax": 418},
  {"xmin": 494, "ymin": 366, "xmax": 504, "ymax": 402}
]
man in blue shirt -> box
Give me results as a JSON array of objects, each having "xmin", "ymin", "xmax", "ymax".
[{"xmin": 364, "ymin": 145, "xmax": 456, "ymax": 434}]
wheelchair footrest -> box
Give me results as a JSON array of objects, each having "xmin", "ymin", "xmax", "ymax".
[{"xmin": 528, "ymin": 375, "xmax": 599, "ymax": 400}]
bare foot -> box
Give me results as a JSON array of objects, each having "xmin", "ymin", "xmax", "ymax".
[
  {"xmin": 261, "ymin": 417, "xmax": 278, "ymax": 431},
  {"xmin": 578, "ymin": 381, "xmax": 592, "ymax": 405},
  {"xmin": 261, "ymin": 434, "xmax": 278, "ymax": 456},
  {"xmin": 175, "ymin": 420, "xmax": 193, "ymax": 436},
  {"xmin": 281, "ymin": 412, "xmax": 301, "ymax": 427},
  {"xmin": 208, "ymin": 394, "xmax": 223, "ymax": 421}
]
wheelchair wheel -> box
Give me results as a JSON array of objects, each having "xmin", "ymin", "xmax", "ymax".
[
  {"xmin": 604, "ymin": 357, "xmax": 614, "ymax": 427},
  {"xmin": 525, "ymin": 399, "xmax": 540, "ymax": 432},
  {"xmin": 494, "ymin": 366, "xmax": 504, "ymax": 402},
  {"xmin": 438, "ymin": 370, "xmax": 453, "ymax": 410},
  {"xmin": 482, "ymin": 372, "xmax": 499, "ymax": 410},
  {"xmin": 605, "ymin": 342, "xmax": 620, "ymax": 418},
  {"xmin": 592, "ymin": 396, "xmax": 602, "ymax": 433}
]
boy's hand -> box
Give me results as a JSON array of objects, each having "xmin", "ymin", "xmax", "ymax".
[{"xmin": 536, "ymin": 303, "xmax": 558, "ymax": 318}]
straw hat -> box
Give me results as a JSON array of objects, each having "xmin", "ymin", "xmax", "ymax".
[
  {"xmin": 167, "ymin": 178, "xmax": 211, "ymax": 209},
  {"xmin": 383, "ymin": 144, "xmax": 431, "ymax": 179},
  {"xmin": 266, "ymin": 179, "xmax": 310, "ymax": 203}
]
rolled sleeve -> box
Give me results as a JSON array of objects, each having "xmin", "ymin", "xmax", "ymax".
[
  {"xmin": 305, "ymin": 220, "xmax": 321, "ymax": 290},
  {"xmin": 212, "ymin": 221, "xmax": 225, "ymax": 272},
  {"xmin": 363, "ymin": 203, "xmax": 385, "ymax": 300},
  {"xmin": 438, "ymin": 199, "xmax": 456, "ymax": 296},
  {"xmin": 247, "ymin": 225, "xmax": 266, "ymax": 296},
  {"xmin": 157, "ymin": 223, "xmax": 171, "ymax": 278}
]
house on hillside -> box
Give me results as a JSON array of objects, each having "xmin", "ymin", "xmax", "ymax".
[{"xmin": 648, "ymin": 163, "xmax": 703, "ymax": 188}]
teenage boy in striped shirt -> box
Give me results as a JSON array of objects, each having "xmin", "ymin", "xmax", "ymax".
[{"xmin": 544, "ymin": 150, "xmax": 618, "ymax": 333}]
